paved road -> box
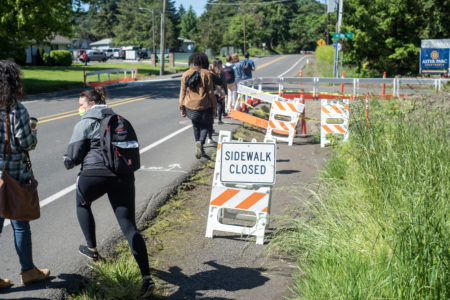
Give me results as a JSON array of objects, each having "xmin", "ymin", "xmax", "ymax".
[{"xmin": 0, "ymin": 54, "xmax": 306, "ymax": 299}]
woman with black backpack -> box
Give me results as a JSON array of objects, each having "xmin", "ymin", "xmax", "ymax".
[
  {"xmin": 63, "ymin": 87, "xmax": 155, "ymax": 298},
  {"xmin": 179, "ymin": 52, "xmax": 217, "ymax": 159}
]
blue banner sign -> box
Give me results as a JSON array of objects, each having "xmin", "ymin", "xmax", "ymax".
[{"xmin": 420, "ymin": 48, "xmax": 449, "ymax": 73}]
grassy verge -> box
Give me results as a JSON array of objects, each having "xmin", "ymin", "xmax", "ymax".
[
  {"xmin": 22, "ymin": 63, "xmax": 189, "ymax": 94},
  {"xmin": 269, "ymin": 94, "xmax": 449, "ymax": 299},
  {"xmin": 315, "ymin": 45, "xmax": 360, "ymax": 77}
]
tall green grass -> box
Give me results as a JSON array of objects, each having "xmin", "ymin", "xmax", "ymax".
[
  {"xmin": 315, "ymin": 45, "xmax": 362, "ymax": 78},
  {"xmin": 270, "ymin": 95, "xmax": 449, "ymax": 299}
]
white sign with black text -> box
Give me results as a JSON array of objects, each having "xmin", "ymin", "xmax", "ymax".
[{"xmin": 220, "ymin": 142, "xmax": 276, "ymax": 185}]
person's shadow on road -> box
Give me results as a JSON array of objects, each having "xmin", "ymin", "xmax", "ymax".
[{"xmin": 154, "ymin": 260, "xmax": 269, "ymax": 299}]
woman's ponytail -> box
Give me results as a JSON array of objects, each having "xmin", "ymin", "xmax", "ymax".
[{"xmin": 94, "ymin": 86, "xmax": 107, "ymax": 104}]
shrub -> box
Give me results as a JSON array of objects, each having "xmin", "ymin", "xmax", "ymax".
[
  {"xmin": 49, "ymin": 50, "xmax": 72, "ymax": 66},
  {"xmin": 42, "ymin": 53, "xmax": 52, "ymax": 65}
]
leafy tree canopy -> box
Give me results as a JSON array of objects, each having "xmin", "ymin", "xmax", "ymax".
[{"xmin": 0, "ymin": 0, "xmax": 74, "ymax": 60}]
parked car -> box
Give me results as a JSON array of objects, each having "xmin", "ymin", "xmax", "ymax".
[
  {"xmin": 113, "ymin": 48, "xmax": 122, "ymax": 59},
  {"xmin": 79, "ymin": 50, "xmax": 107, "ymax": 62},
  {"xmin": 102, "ymin": 48, "xmax": 114, "ymax": 58}
]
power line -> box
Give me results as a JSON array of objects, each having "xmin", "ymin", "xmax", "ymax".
[{"xmin": 206, "ymin": 0, "xmax": 292, "ymax": 6}]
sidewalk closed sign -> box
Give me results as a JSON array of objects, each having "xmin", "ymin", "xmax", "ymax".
[{"xmin": 220, "ymin": 142, "xmax": 276, "ymax": 185}]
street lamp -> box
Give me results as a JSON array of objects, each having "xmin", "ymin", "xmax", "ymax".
[{"xmin": 139, "ymin": 7, "xmax": 156, "ymax": 56}]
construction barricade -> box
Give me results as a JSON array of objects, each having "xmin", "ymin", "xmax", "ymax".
[
  {"xmin": 205, "ymin": 130, "xmax": 276, "ymax": 245},
  {"xmin": 320, "ymin": 99, "xmax": 349, "ymax": 147},
  {"xmin": 265, "ymin": 98, "xmax": 304, "ymax": 146},
  {"xmin": 83, "ymin": 67, "xmax": 138, "ymax": 88}
]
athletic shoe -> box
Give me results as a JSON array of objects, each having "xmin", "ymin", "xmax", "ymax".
[
  {"xmin": 79, "ymin": 245, "xmax": 99, "ymax": 260},
  {"xmin": 218, "ymin": 120, "xmax": 224, "ymax": 125},
  {"xmin": 195, "ymin": 141, "xmax": 203, "ymax": 159},
  {"xmin": 140, "ymin": 278, "xmax": 155, "ymax": 298}
]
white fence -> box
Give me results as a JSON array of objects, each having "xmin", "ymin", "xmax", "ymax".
[{"xmin": 239, "ymin": 77, "xmax": 450, "ymax": 99}]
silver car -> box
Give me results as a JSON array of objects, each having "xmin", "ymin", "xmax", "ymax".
[{"xmin": 79, "ymin": 50, "xmax": 107, "ymax": 62}]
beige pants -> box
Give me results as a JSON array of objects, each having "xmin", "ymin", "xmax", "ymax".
[{"xmin": 226, "ymin": 83, "xmax": 236, "ymax": 112}]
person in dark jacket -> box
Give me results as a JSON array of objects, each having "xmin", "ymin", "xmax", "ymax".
[
  {"xmin": 63, "ymin": 87, "xmax": 155, "ymax": 298},
  {"xmin": 210, "ymin": 58, "xmax": 227, "ymax": 125},
  {"xmin": 0, "ymin": 60, "xmax": 50, "ymax": 290}
]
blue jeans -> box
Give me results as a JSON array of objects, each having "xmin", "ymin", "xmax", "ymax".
[{"xmin": 0, "ymin": 217, "xmax": 34, "ymax": 273}]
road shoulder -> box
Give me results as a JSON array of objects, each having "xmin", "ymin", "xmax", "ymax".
[{"xmin": 144, "ymin": 124, "xmax": 330, "ymax": 299}]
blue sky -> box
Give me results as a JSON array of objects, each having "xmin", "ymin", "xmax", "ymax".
[{"xmin": 174, "ymin": 0, "xmax": 208, "ymax": 16}]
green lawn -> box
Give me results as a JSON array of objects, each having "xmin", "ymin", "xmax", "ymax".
[{"xmin": 22, "ymin": 63, "xmax": 189, "ymax": 94}]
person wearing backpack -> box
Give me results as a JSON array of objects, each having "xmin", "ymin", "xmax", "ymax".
[
  {"xmin": 63, "ymin": 86, "xmax": 155, "ymax": 299},
  {"xmin": 241, "ymin": 52, "xmax": 256, "ymax": 80},
  {"xmin": 179, "ymin": 52, "xmax": 217, "ymax": 159},
  {"xmin": 232, "ymin": 53, "xmax": 244, "ymax": 110},
  {"xmin": 223, "ymin": 56, "xmax": 236, "ymax": 113}
]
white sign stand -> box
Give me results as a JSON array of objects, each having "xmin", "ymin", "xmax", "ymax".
[{"xmin": 205, "ymin": 131, "xmax": 276, "ymax": 245}]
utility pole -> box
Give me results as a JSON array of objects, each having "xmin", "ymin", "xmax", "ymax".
[
  {"xmin": 152, "ymin": 9, "xmax": 155, "ymax": 55},
  {"xmin": 160, "ymin": 0, "xmax": 167, "ymax": 76},
  {"xmin": 334, "ymin": 0, "xmax": 344, "ymax": 77},
  {"xmin": 243, "ymin": 14, "xmax": 247, "ymax": 53},
  {"xmin": 326, "ymin": 10, "xmax": 330, "ymax": 45}
]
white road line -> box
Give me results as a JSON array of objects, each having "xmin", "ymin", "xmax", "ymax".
[
  {"xmin": 278, "ymin": 56, "xmax": 307, "ymax": 77},
  {"xmin": 2, "ymin": 124, "xmax": 193, "ymax": 228},
  {"xmin": 139, "ymin": 125, "xmax": 192, "ymax": 153}
]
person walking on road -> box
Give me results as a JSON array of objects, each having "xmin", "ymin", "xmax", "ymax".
[
  {"xmin": 210, "ymin": 58, "xmax": 227, "ymax": 125},
  {"xmin": 223, "ymin": 56, "xmax": 236, "ymax": 113},
  {"xmin": 241, "ymin": 52, "xmax": 256, "ymax": 80},
  {"xmin": 232, "ymin": 53, "xmax": 244, "ymax": 109},
  {"xmin": 179, "ymin": 52, "xmax": 217, "ymax": 159},
  {"xmin": 0, "ymin": 60, "xmax": 50, "ymax": 291},
  {"xmin": 63, "ymin": 86, "xmax": 155, "ymax": 298}
]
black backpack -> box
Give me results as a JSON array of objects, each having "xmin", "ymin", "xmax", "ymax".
[
  {"xmin": 242, "ymin": 59, "xmax": 252, "ymax": 75},
  {"xmin": 223, "ymin": 65, "xmax": 235, "ymax": 83},
  {"xmin": 99, "ymin": 114, "xmax": 140, "ymax": 174},
  {"xmin": 185, "ymin": 68, "xmax": 201, "ymax": 88}
]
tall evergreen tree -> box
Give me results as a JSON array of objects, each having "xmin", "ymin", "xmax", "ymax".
[
  {"xmin": 180, "ymin": 6, "xmax": 198, "ymax": 40},
  {"xmin": 91, "ymin": 0, "xmax": 119, "ymax": 39}
]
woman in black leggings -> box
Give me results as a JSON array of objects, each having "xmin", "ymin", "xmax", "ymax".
[{"xmin": 64, "ymin": 87, "xmax": 154, "ymax": 298}]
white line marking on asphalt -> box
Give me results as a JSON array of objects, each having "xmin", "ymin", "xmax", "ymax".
[
  {"xmin": 2, "ymin": 124, "xmax": 193, "ymax": 228},
  {"xmin": 278, "ymin": 56, "xmax": 307, "ymax": 77},
  {"xmin": 139, "ymin": 125, "xmax": 192, "ymax": 153}
]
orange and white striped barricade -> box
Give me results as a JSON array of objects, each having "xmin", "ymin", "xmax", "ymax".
[
  {"xmin": 205, "ymin": 130, "xmax": 276, "ymax": 245},
  {"xmin": 320, "ymin": 99, "xmax": 349, "ymax": 147},
  {"xmin": 264, "ymin": 99, "xmax": 304, "ymax": 146}
]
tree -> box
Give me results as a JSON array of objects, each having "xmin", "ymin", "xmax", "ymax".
[
  {"xmin": 180, "ymin": 6, "xmax": 198, "ymax": 40},
  {"xmin": 0, "ymin": 0, "xmax": 73, "ymax": 61},
  {"xmin": 289, "ymin": 0, "xmax": 327, "ymax": 52},
  {"xmin": 113, "ymin": 0, "xmax": 179, "ymax": 50},
  {"xmin": 178, "ymin": 4, "xmax": 186, "ymax": 19},
  {"xmin": 343, "ymin": 0, "xmax": 450, "ymax": 74},
  {"xmin": 91, "ymin": 0, "xmax": 119, "ymax": 39}
]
